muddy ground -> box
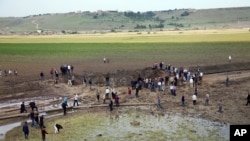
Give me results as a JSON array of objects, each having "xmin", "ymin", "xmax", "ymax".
[{"xmin": 0, "ymin": 62, "xmax": 250, "ymax": 126}]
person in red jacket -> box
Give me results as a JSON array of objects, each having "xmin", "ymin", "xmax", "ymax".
[
  {"xmin": 41, "ymin": 126, "xmax": 48, "ymax": 141},
  {"xmin": 128, "ymin": 87, "xmax": 131, "ymax": 99},
  {"xmin": 114, "ymin": 94, "xmax": 119, "ymax": 107}
]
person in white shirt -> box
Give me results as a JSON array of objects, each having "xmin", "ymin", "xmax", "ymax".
[
  {"xmin": 105, "ymin": 87, "xmax": 110, "ymax": 99},
  {"xmin": 192, "ymin": 94, "xmax": 197, "ymax": 105},
  {"xmin": 189, "ymin": 78, "xmax": 193, "ymax": 88},
  {"xmin": 73, "ymin": 93, "xmax": 79, "ymax": 106}
]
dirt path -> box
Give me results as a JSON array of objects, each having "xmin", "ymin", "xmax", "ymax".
[{"xmin": 31, "ymin": 20, "xmax": 39, "ymax": 30}]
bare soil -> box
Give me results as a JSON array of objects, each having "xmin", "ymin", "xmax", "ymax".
[{"xmin": 0, "ymin": 62, "xmax": 250, "ymax": 125}]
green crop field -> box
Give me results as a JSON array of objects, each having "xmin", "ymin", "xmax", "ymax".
[{"xmin": 0, "ymin": 30, "xmax": 250, "ymax": 76}]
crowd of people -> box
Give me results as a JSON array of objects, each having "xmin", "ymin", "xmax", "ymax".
[
  {"xmin": 0, "ymin": 68, "xmax": 18, "ymax": 77},
  {"xmin": 15, "ymin": 59, "xmax": 250, "ymax": 140},
  {"xmin": 20, "ymin": 101, "xmax": 50, "ymax": 140}
]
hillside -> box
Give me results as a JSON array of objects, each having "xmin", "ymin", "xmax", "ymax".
[{"xmin": 0, "ymin": 7, "xmax": 250, "ymax": 35}]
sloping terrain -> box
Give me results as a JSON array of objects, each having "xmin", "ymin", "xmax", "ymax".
[{"xmin": 0, "ymin": 7, "xmax": 250, "ymax": 34}]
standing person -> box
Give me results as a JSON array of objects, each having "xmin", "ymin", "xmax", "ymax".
[
  {"xmin": 22, "ymin": 121, "xmax": 29, "ymax": 140},
  {"xmin": 218, "ymin": 100, "xmax": 223, "ymax": 113},
  {"xmin": 111, "ymin": 87, "xmax": 116, "ymax": 99},
  {"xmin": 55, "ymin": 70, "xmax": 59, "ymax": 84},
  {"xmin": 50, "ymin": 68, "xmax": 54, "ymax": 79},
  {"xmin": 105, "ymin": 87, "xmax": 110, "ymax": 99},
  {"xmin": 96, "ymin": 90, "xmax": 100, "ymax": 103},
  {"xmin": 41, "ymin": 126, "xmax": 48, "ymax": 141},
  {"xmin": 192, "ymin": 94, "xmax": 197, "ymax": 105},
  {"xmin": 205, "ymin": 93, "xmax": 209, "ymax": 106},
  {"xmin": 228, "ymin": 55, "xmax": 232, "ymax": 63},
  {"xmin": 14, "ymin": 69, "xmax": 18, "ymax": 76},
  {"xmin": 105, "ymin": 75, "xmax": 110, "ymax": 86},
  {"xmin": 226, "ymin": 76, "xmax": 229, "ymax": 87},
  {"xmin": 181, "ymin": 94, "xmax": 185, "ymax": 107},
  {"xmin": 135, "ymin": 84, "xmax": 139, "ymax": 98},
  {"xmin": 88, "ymin": 79, "xmax": 92, "ymax": 90},
  {"xmin": 114, "ymin": 94, "xmax": 119, "ymax": 107},
  {"xmin": 29, "ymin": 110, "xmax": 35, "ymax": 127},
  {"xmin": 71, "ymin": 75, "xmax": 75, "ymax": 85},
  {"xmin": 39, "ymin": 115, "xmax": 44, "ymax": 129},
  {"xmin": 40, "ymin": 72, "xmax": 44, "ymax": 80},
  {"xmin": 109, "ymin": 100, "xmax": 113, "ymax": 111},
  {"xmin": 157, "ymin": 96, "xmax": 163, "ymax": 109},
  {"xmin": 20, "ymin": 101, "xmax": 27, "ymax": 113},
  {"xmin": 128, "ymin": 87, "xmax": 132, "ymax": 99},
  {"xmin": 34, "ymin": 111, "xmax": 40, "ymax": 128},
  {"xmin": 62, "ymin": 102, "xmax": 68, "ymax": 115},
  {"xmin": 246, "ymin": 91, "xmax": 250, "ymax": 106},
  {"xmin": 103, "ymin": 57, "xmax": 106, "ymax": 63},
  {"xmin": 67, "ymin": 76, "xmax": 72, "ymax": 86},
  {"xmin": 73, "ymin": 93, "xmax": 79, "ymax": 106},
  {"xmin": 189, "ymin": 77, "xmax": 193, "ymax": 88},
  {"xmin": 63, "ymin": 97, "xmax": 68, "ymax": 104}
]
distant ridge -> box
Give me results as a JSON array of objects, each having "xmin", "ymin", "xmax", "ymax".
[{"xmin": 0, "ymin": 7, "xmax": 250, "ymax": 35}]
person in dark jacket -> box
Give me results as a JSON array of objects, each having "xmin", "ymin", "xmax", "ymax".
[
  {"xmin": 246, "ymin": 92, "xmax": 250, "ymax": 106},
  {"xmin": 22, "ymin": 121, "xmax": 29, "ymax": 139},
  {"xmin": 54, "ymin": 124, "xmax": 63, "ymax": 134},
  {"xmin": 29, "ymin": 110, "xmax": 35, "ymax": 127},
  {"xmin": 29, "ymin": 101, "xmax": 38, "ymax": 111},
  {"xmin": 62, "ymin": 102, "xmax": 68, "ymax": 115},
  {"xmin": 39, "ymin": 115, "xmax": 44, "ymax": 128},
  {"xmin": 181, "ymin": 94, "xmax": 185, "ymax": 107},
  {"xmin": 109, "ymin": 100, "xmax": 113, "ymax": 111},
  {"xmin": 20, "ymin": 101, "xmax": 27, "ymax": 113}
]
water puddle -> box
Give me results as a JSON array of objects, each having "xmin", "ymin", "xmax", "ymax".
[{"xmin": 82, "ymin": 111, "xmax": 229, "ymax": 141}]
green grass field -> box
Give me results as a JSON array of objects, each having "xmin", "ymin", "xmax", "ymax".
[{"xmin": 0, "ymin": 30, "xmax": 250, "ymax": 73}]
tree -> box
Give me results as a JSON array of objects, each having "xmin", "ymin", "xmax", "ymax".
[{"xmin": 181, "ymin": 11, "xmax": 190, "ymax": 16}]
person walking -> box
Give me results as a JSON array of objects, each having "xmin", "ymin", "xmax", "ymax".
[
  {"xmin": 114, "ymin": 94, "xmax": 119, "ymax": 107},
  {"xmin": 29, "ymin": 110, "xmax": 35, "ymax": 127},
  {"xmin": 205, "ymin": 93, "xmax": 209, "ymax": 106},
  {"xmin": 128, "ymin": 87, "xmax": 132, "ymax": 99},
  {"xmin": 246, "ymin": 92, "xmax": 250, "ymax": 106},
  {"xmin": 181, "ymin": 94, "xmax": 185, "ymax": 107},
  {"xmin": 62, "ymin": 102, "xmax": 68, "ymax": 115},
  {"xmin": 20, "ymin": 101, "xmax": 27, "ymax": 113},
  {"xmin": 22, "ymin": 121, "xmax": 29, "ymax": 140},
  {"xmin": 29, "ymin": 101, "xmax": 38, "ymax": 111},
  {"xmin": 135, "ymin": 84, "xmax": 139, "ymax": 98},
  {"xmin": 157, "ymin": 96, "xmax": 163, "ymax": 109},
  {"xmin": 39, "ymin": 115, "xmax": 44, "ymax": 129},
  {"xmin": 192, "ymin": 94, "xmax": 197, "ymax": 105},
  {"xmin": 73, "ymin": 93, "xmax": 79, "ymax": 106},
  {"xmin": 96, "ymin": 90, "xmax": 100, "ymax": 103},
  {"xmin": 41, "ymin": 126, "xmax": 48, "ymax": 141},
  {"xmin": 218, "ymin": 100, "xmax": 223, "ymax": 113},
  {"xmin": 109, "ymin": 100, "xmax": 113, "ymax": 111}
]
